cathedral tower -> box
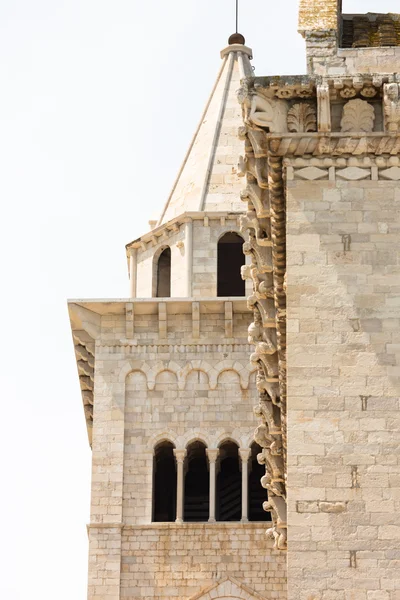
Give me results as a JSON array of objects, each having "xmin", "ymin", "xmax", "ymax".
[
  {"xmin": 69, "ymin": 37, "xmax": 286, "ymax": 600},
  {"xmin": 238, "ymin": 1, "xmax": 400, "ymax": 600}
]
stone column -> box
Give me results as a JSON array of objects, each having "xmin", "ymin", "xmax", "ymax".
[
  {"xmin": 174, "ymin": 449, "xmax": 186, "ymax": 524},
  {"xmin": 185, "ymin": 219, "xmax": 193, "ymax": 297},
  {"xmin": 128, "ymin": 247, "xmax": 137, "ymax": 298},
  {"xmin": 206, "ymin": 449, "xmax": 219, "ymax": 523},
  {"xmin": 239, "ymin": 448, "xmax": 251, "ymax": 523}
]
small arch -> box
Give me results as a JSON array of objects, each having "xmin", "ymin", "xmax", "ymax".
[
  {"xmin": 147, "ymin": 431, "xmax": 178, "ymax": 450},
  {"xmin": 152, "ymin": 441, "xmax": 177, "ymax": 522},
  {"xmin": 184, "ymin": 441, "xmax": 209, "ymax": 522},
  {"xmin": 216, "ymin": 440, "xmax": 241, "ymax": 522},
  {"xmin": 154, "ymin": 246, "xmax": 171, "ymax": 298},
  {"xmin": 217, "ymin": 232, "xmax": 245, "ymax": 297},
  {"xmin": 248, "ymin": 442, "xmax": 269, "ymax": 522},
  {"xmin": 154, "ymin": 369, "xmax": 178, "ymax": 385},
  {"xmin": 181, "ymin": 431, "xmax": 211, "ymax": 451}
]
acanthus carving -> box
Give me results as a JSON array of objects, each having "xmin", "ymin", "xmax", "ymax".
[
  {"xmin": 340, "ymin": 99, "xmax": 375, "ymax": 133},
  {"xmin": 383, "ymin": 83, "xmax": 400, "ymax": 133},
  {"xmin": 287, "ymin": 103, "xmax": 317, "ymax": 133}
]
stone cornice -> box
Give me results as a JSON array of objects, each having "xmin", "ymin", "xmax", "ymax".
[
  {"xmin": 243, "ymin": 132, "xmax": 400, "ymax": 159},
  {"xmin": 125, "ymin": 210, "xmax": 242, "ymax": 258},
  {"xmin": 268, "ymin": 133, "xmax": 400, "ymax": 157}
]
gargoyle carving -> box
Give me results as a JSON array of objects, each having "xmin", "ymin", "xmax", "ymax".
[{"xmin": 249, "ymin": 95, "xmax": 289, "ymax": 133}]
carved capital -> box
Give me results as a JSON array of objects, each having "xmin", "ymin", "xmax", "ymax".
[
  {"xmin": 173, "ymin": 449, "xmax": 187, "ymax": 463},
  {"xmin": 206, "ymin": 448, "xmax": 219, "ymax": 463},
  {"xmin": 239, "ymin": 448, "xmax": 251, "ymax": 463}
]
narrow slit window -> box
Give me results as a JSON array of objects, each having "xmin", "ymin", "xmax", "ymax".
[
  {"xmin": 152, "ymin": 441, "xmax": 176, "ymax": 522},
  {"xmin": 216, "ymin": 441, "xmax": 241, "ymax": 522},
  {"xmin": 217, "ymin": 232, "xmax": 245, "ymax": 297},
  {"xmin": 184, "ymin": 441, "xmax": 209, "ymax": 522},
  {"xmin": 156, "ymin": 247, "xmax": 171, "ymax": 297}
]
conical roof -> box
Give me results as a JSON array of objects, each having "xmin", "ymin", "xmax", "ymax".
[{"xmin": 158, "ymin": 40, "xmax": 253, "ymax": 226}]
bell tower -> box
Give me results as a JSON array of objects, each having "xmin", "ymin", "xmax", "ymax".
[{"xmin": 69, "ymin": 35, "xmax": 287, "ymax": 600}]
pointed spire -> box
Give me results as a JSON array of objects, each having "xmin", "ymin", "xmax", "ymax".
[{"xmin": 157, "ymin": 37, "xmax": 253, "ymax": 226}]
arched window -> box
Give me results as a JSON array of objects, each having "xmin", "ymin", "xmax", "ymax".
[
  {"xmin": 217, "ymin": 232, "xmax": 245, "ymax": 297},
  {"xmin": 184, "ymin": 441, "xmax": 209, "ymax": 522},
  {"xmin": 248, "ymin": 442, "xmax": 270, "ymax": 521},
  {"xmin": 216, "ymin": 441, "xmax": 241, "ymax": 521},
  {"xmin": 156, "ymin": 247, "xmax": 171, "ymax": 297},
  {"xmin": 152, "ymin": 441, "xmax": 176, "ymax": 522}
]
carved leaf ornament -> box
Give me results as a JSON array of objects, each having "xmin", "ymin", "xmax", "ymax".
[
  {"xmin": 287, "ymin": 103, "xmax": 317, "ymax": 133},
  {"xmin": 341, "ymin": 99, "xmax": 375, "ymax": 133}
]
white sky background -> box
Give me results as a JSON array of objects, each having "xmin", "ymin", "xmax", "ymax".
[{"xmin": 0, "ymin": 0, "xmax": 398, "ymax": 598}]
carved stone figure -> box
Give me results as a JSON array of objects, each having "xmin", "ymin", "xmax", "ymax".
[
  {"xmin": 317, "ymin": 84, "xmax": 331, "ymax": 132},
  {"xmin": 383, "ymin": 83, "xmax": 400, "ymax": 133},
  {"xmin": 287, "ymin": 103, "xmax": 317, "ymax": 133},
  {"xmin": 341, "ymin": 99, "xmax": 375, "ymax": 133},
  {"xmin": 249, "ymin": 95, "xmax": 289, "ymax": 133}
]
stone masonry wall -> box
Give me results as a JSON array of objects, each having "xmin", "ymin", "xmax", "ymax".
[
  {"xmin": 286, "ymin": 176, "xmax": 400, "ymax": 600},
  {"xmin": 120, "ymin": 524, "xmax": 287, "ymax": 600},
  {"xmin": 87, "ymin": 303, "xmax": 287, "ymax": 599}
]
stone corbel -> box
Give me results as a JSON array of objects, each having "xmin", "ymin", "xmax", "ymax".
[{"xmin": 317, "ymin": 84, "xmax": 331, "ymax": 132}]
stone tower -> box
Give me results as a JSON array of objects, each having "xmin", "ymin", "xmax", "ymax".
[
  {"xmin": 69, "ymin": 37, "xmax": 286, "ymax": 600},
  {"xmin": 238, "ymin": 1, "xmax": 400, "ymax": 600},
  {"xmin": 69, "ymin": 2, "xmax": 400, "ymax": 600}
]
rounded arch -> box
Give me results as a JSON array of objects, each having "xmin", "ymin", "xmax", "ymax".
[
  {"xmin": 154, "ymin": 369, "xmax": 178, "ymax": 385},
  {"xmin": 179, "ymin": 361, "xmax": 216, "ymax": 390},
  {"xmin": 152, "ymin": 244, "xmax": 171, "ymax": 298},
  {"xmin": 216, "ymin": 434, "xmax": 241, "ymax": 449},
  {"xmin": 147, "ymin": 430, "xmax": 179, "ymax": 450},
  {"xmin": 216, "ymin": 228, "xmax": 244, "ymax": 243},
  {"xmin": 217, "ymin": 231, "xmax": 245, "ymax": 297},
  {"xmin": 180, "ymin": 431, "xmax": 211, "ymax": 450},
  {"xmin": 119, "ymin": 360, "xmax": 152, "ymax": 384},
  {"xmin": 215, "ymin": 359, "xmax": 251, "ymax": 390}
]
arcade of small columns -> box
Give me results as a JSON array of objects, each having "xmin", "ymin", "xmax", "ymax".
[{"xmin": 170, "ymin": 447, "xmax": 252, "ymax": 523}]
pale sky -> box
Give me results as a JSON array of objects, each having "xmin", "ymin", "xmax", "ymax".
[{"xmin": 1, "ymin": 0, "xmax": 398, "ymax": 598}]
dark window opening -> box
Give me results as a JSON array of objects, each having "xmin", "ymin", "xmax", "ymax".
[
  {"xmin": 152, "ymin": 441, "xmax": 176, "ymax": 522},
  {"xmin": 217, "ymin": 232, "xmax": 245, "ymax": 297},
  {"xmin": 156, "ymin": 247, "xmax": 171, "ymax": 297},
  {"xmin": 249, "ymin": 442, "xmax": 270, "ymax": 521},
  {"xmin": 216, "ymin": 441, "xmax": 241, "ymax": 521},
  {"xmin": 184, "ymin": 441, "xmax": 209, "ymax": 522}
]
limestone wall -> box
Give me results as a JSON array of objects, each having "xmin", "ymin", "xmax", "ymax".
[
  {"xmin": 120, "ymin": 523, "xmax": 287, "ymax": 600},
  {"xmin": 135, "ymin": 216, "xmax": 250, "ymax": 299},
  {"xmin": 85, "ymin": 299, "xmax": 287, "ymax": 599},
  {"xmin": 309, "ymin": 46, "xmax": 400, "ymax": 77},
  {"xmin": 286, "ymin": 174, "xmax": 400, "ymax": 600}
]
